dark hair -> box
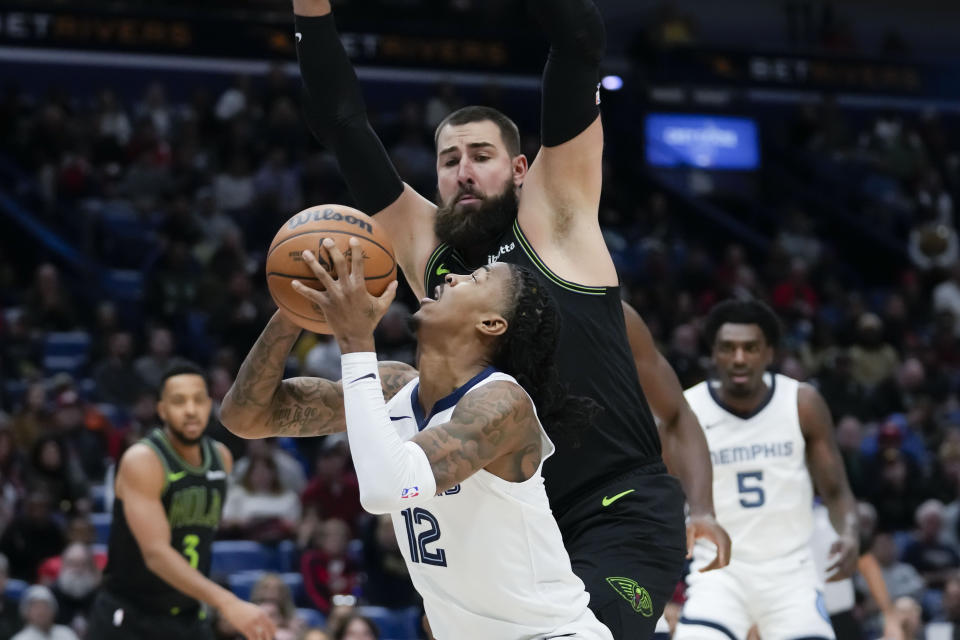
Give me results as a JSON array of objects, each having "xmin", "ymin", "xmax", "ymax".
[
  {"xmin": 158, "ymin": 361, "xmax": 208, "ymax": 395},
  {"xmin": 434, "ymin": 106, "xmax": 522, "ymax": 157},
  {"xmin": 703, "ymin": 299, "xmax": 782, "ymax": 349},
  {"xmin": 333, "ymin": 613, "xmax": 379, "ymax": 640},
  {"xmin": 241, "ymin": 454, "xmax": 283, "ymax": 495},
  {"xmin": 491, "ymin": 266, "xmax": 599, "ymax": 445}
]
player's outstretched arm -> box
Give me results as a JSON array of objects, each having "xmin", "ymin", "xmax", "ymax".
[
  {"xmin": 520, "ymin": 0, "xmax": 605, "ymax": 235},
  {"xmin": 221, "ymin": 309, "xmax": 416, "ymax": 439},
  {"xmin": 622, "ymin": 301, "xmax": 731, "ymax": 571},
  {"xmin": 799, "ymin": 384, "xmax": 859, "ymax": 581},
  {"xmin": 117, "ymin": 445, "xmax": 276, "ymax": 640},
  {"xmin": 293, "ymin": 0, "xmax": 438, "ymax": 297}
]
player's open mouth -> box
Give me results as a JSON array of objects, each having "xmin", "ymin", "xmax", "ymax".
[{"xmin": 731, "ymin": 373, "xmax": 750, "ymax": 383}]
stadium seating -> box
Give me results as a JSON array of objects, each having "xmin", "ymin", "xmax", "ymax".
[
  {"xmin": 90, "ymin": 512, "xmax": 112, "ymax": 545},
  {"xmin": 356, "ymin": 606, "xmax": 422, "ymax": 640}
]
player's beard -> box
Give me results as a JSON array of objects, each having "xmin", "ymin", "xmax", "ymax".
[
  {"xmin": 434, "ymin": 179, "xmax": 518, "ymax": 254},
  {"xmin": 167, "ymin": 423, "xmax": 204, "ymax": 446},
  {"xmin": 57, "ymin": 569, "xmax": 100, "ymax": 599}
]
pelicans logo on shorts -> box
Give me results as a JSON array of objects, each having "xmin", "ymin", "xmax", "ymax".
[{"xmin": 606, "ymin": 577, "xmax": 653, "ymax": 617}]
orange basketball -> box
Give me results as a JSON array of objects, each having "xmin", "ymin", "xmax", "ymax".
[{"xmin": 265, "ymin": 204, "xmax": 396, "ymax": 334}]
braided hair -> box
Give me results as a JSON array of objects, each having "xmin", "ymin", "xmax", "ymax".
[{"xmin": 491, "ymin": 265, "xmax": 599, "ymax": 446}]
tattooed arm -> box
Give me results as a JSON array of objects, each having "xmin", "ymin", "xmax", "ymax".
[
  {"xmin": 341, "ymin": 351, "xmax": 542, "ymax": 514},
  {"xmin": 221, "ymin": 311, "xmax": 417, "ymax": 439},
  {"xmin": 411, "ymin": 381, "xmax": 542, "ymax": 491}
]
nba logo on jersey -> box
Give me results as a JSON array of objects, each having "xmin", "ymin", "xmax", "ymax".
[{"xmin": 401, "ymin": 486, "xmax": 420, "ymax": 499}]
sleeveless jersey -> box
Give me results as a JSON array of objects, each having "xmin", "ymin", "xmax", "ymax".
[
  {"xmin": 386, "ymin": 368, "xmax": 599, "ymax": 639},
  {"xmin": 685, "ymin": 374, "xmax": 814, "ymax": 564},
  {"xmin": 423, "ymin": 220, "xmax": 662, "ymax": 510},
  {"xmin": 102, "ymin": 428, "xmax": 227, "ymax": 615}
]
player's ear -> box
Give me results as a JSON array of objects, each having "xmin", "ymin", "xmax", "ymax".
[
  {"xmin": 156, "ymin": 399, "xmax": 167, "ymax": 423},
  {"xmin": 512, "ymin": 154, "xmax": 528, "ymax": 186},
  {"xmin": 476, "ymin": 313, "xmax": 508, "ymax": 338}
]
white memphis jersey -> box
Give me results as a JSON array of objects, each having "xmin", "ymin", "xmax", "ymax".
[
  {"xmin": 685, "ymin": 373, "xmax": 814, "ymax": 565},
  {"xmin": 385, "ymin": 367, "xmax": 606, "ymax": 640},
  {"xmin": 811, "ymin": 502, "xmax": 854, "ymax": 613}
]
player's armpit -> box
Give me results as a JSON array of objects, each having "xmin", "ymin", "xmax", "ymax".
[{"xmin": 411, "ymin": 381, "xmax": 541, "ymax": 492}]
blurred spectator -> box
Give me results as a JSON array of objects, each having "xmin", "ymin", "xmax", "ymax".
[
  {"xmin": 137, "ymin": 82, "xmax": 173, "ymax": 140},
  {"xmin": 95, "ymin": 89, "xmax": 131, "ymax": 149},
  {"xmin": 208, "ymin": 273, "xmax": 268, "ymax": 357},
  {"xmin": 301, "ymin": 518, "xmax": 361, "ymax": 614},
  {"xmin": 301, "ymin": 437, "xmax": 362, "ymax": 531},
  {"xmin": 221, "ymin": 455, "xmax": 300, "ymax": 543},
  {"xmin": 902, "ymin": 500, "xmax": 960, "ymax": 590},
  {"xmin": 92, "ymin": 331, "xmax": 145, "ymax": 405},
  {"xmin": 11, "ymin": 586, "xmax": 77, "ymax": 640},
  {"xmin": 835, "ymin": 415, "xmax": 867, "ymax": 497},
  {"xmin": 424, "ymin": 83, "xmax": 463, "ymax": 131},
  {"xmin": 146, "ymin": 239, "xmax": 203, "ymax": 327},
  {"xmin": 934, "ymin": 262, "xmax": 960, "ymax": 337},
  {"xmin": 665, "ymin": 323, "xmax": 705, "ymax": 390},
  {"xmin": 869, "ymin": 532, "xmax": 925, "ymax": 602},
  {"xmin": 776, "ymin": 208, "xmax": 822, "ymax": 266},
  {"xmin": 214, "ymin": 156, "xmax": 255, "ymax": 215},
  {"xmin": 23, "ymin": 264, "xmax": 77, "ymax": 332},
  {"xmin": 0, "ymin": 554, "xmax": 21, "ymax": 640},
  {"xmin": 50, "ymin": 543, "xmax": 100, "ymax": 634},
  {"xmin": 867, "ymin": 446, "xmax": 925, "ymax": 532},
  {"xmin": 0, "ymin": 490, "xmax": 65, "ymax": 581},
  {"xmin": 908, "ymin": 223, "xmax": 958, "ymax": 272},
  {"xmin": 232, "ymin": 439, "xmax": 306, "ymax": 495},
  {"xmin": 133, "ymin": 327, "xmax": 180, "ymax": 390},
  {"xmin": 928, "ymin": 574, "xmax": 960, "ymax": 636},
  {"xmin": 849, "ymin": 313, "xmax": 901, "ymax": 390},
  {"xmin": 250, "ymin": 573, "xmax": 304, "ymax": 637},
  {"xmin": 1, "ymin": 310, "xmax": 40, "ymax": 381},
  {"xmin": 361, "ymin": 515, "xmax": 418, "ymax": 609},
  {"xmin": 26, "ymin": 436, "xmax": 88, "ymax": 516},
  {"xmin": 300, "ymin": 629, "xmax": 330, "ymax": 640},
  {"xmin": 304, "ymin": 336, "xmax": 342, "ymax": 381},
  {"xmin": 330, "ymin": 613, "xmax": 378, "ymax": 640},
  {"xmin": 771, "ymin": 258, "xmax": 818, "ymax": 319},
  {"xmin": 373, "ymin": 303, "xmax": 415, "ymax": 365},
  {"xmin": 53, "ymin": 389, "xmax": 107, "ymax": 482},
  {"xmin": 259, "ymin": 601, "xmax": 298, "ymax": 640},
  {"xmin": 894, "ymin": 596, "xmax": 923, "ymax": 640},
  {"xmin": 815, "ymin": 351, "xmax": 870, "ymax": 422}
]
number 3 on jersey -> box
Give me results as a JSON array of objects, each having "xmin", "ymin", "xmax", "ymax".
[
  {"xmin": 737, "ymin": 471, "xmax": 765, "ymax": 508},
  {"xmin": 401, "ymin": 508, "xmax": 447, "ymax": 567},
  {"xmin": 182, "ymin": 534, "xmax": 200, "ymax": 568}
]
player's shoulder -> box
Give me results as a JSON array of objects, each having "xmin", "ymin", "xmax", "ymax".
[
  {"xmin": 212, "ymin": 440, "xmax": 233, "ymax": 474},
  {"xmin": 116, "ymin": 442, "xmax": 165, "ymax": 495}
]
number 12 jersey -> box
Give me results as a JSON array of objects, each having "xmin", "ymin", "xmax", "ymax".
[{"xmin": 384, "ymin": 368, "xmax": 611, "ymax": 640}]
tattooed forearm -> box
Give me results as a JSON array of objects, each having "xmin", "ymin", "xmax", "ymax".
[
  {"xmin": 225, "ymin": 313, "xmax": 301, "ymax": 411},
  {"xmin": 412, "ymin": 381, "xmax": 541, "ymax": 491},
  {"xmin": 380, "ymin": 362, "xmax": 418, "ymax": 401}
]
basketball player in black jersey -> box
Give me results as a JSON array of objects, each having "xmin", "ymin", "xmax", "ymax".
[
  {"xmin": 291, "ymin": 0, "xmax": 730, "ymax": 634},
  {"xmin": 87, "ymin": 363, "xmax": 275, "ymax": 640}
]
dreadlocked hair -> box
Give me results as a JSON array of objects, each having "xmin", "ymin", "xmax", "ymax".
[{"xmin": 491, "ymin": 265, "xmax": 600, "ymax": 447}]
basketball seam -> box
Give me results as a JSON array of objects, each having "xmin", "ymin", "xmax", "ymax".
[{"xmin": 267, "ymin": 228, "xmax": 397, "ymax": 272}]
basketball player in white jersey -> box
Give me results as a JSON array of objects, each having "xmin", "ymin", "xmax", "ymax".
[
  {"xmin": 672, "ymin": 299, "xmax": 859, "ymax": 640},
  {"xmin": 221, "ymin": 239, "xmax": 613, "ymax": 640}
]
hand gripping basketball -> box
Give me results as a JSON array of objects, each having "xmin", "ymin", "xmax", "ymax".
[{"xmin": 292, "ymin": 238, "xmax": 398, "ymax": 349}]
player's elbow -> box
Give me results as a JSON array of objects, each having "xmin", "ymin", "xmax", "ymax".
[
  {"xmin": 358, "ymin": 486, "xmax": 397, "ymax": 515},
  {"xmin": 218, "ymin": 393, "xmax": 262, "ymax": 439}
]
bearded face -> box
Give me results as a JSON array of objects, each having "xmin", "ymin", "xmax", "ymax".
[{"xmin": 434, "ymin": 178, "xmax": 519, "ymax": 253}]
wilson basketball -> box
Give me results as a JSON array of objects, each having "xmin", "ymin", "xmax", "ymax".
[{"xmin": 266, "ymin": 204, "xmax": 396, "ymax": 334}]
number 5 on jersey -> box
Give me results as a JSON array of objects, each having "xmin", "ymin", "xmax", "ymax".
[
  {"xmin": 737, "ymin": 471, "xmax": 765, "ymax": 508},
  {"xmin": 401, "ymin": 508, "xmax": 447, "ymax": 567}
]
